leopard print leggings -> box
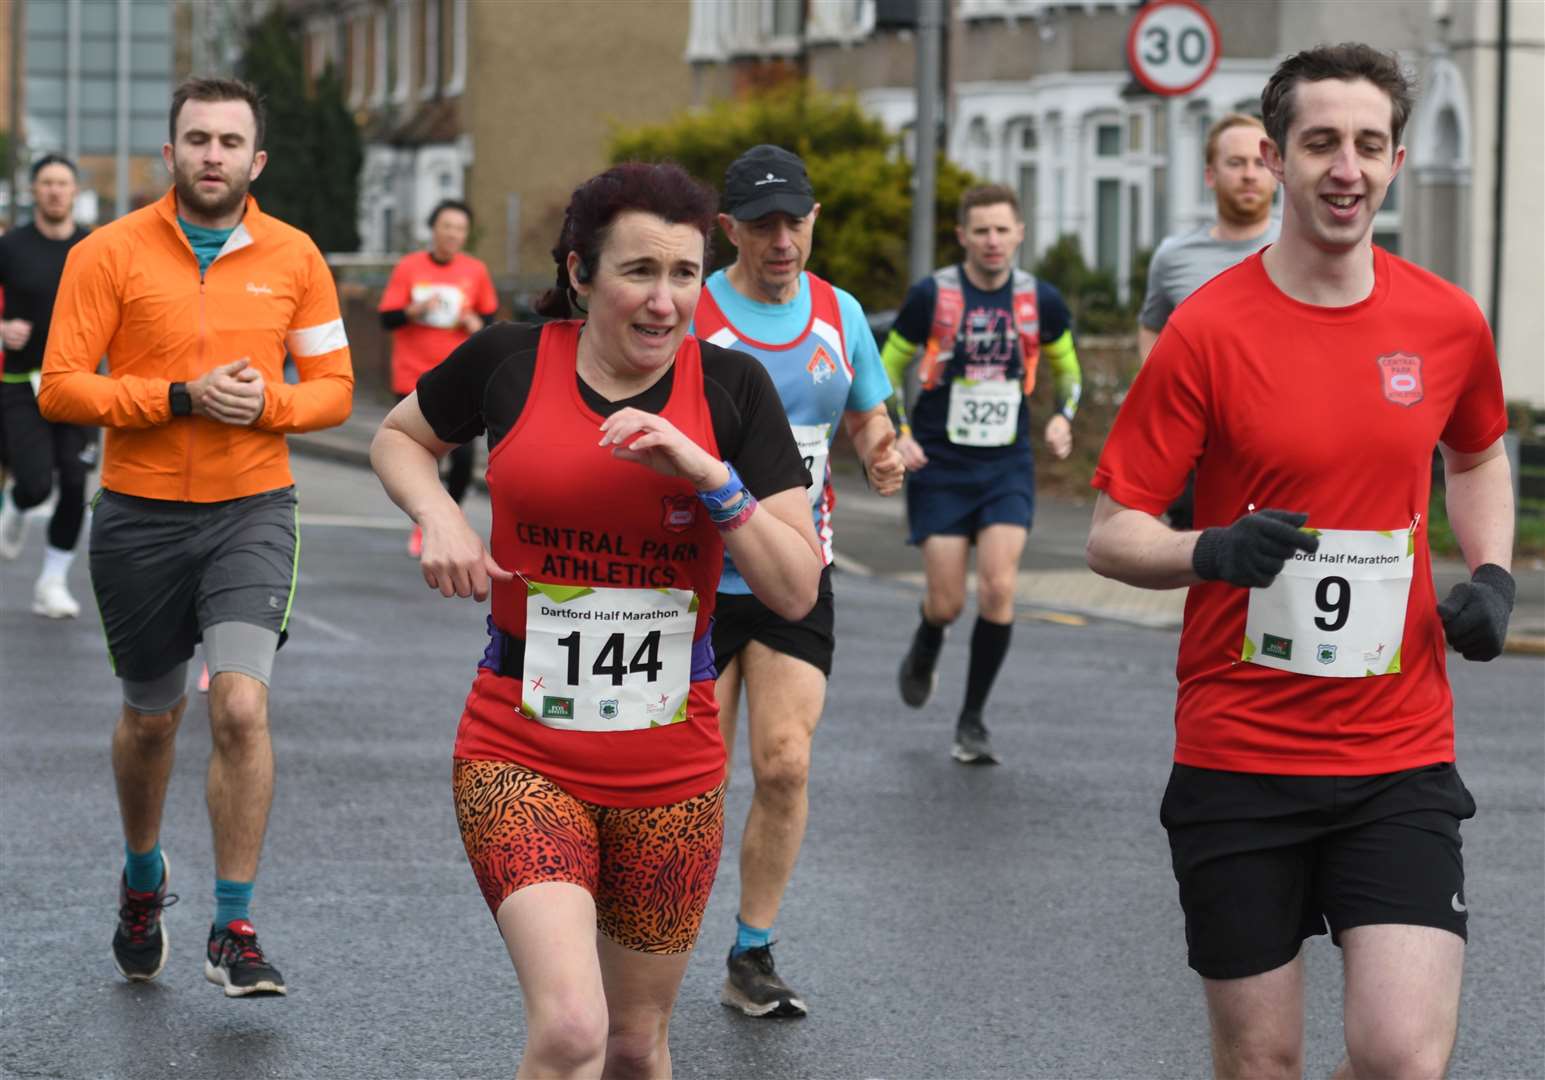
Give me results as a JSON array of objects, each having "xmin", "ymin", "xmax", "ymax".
[{"xmin": 452, "ymin": 759, "xmax": 725, "ymax": 955}]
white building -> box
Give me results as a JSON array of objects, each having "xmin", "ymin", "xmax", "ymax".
[{"xmin": 687, "ymin": 0, "xmax": 1543, "ymax": 406}]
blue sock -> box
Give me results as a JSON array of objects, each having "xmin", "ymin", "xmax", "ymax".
[
  {"xmin": 213, "ymin": 878, "xmax": 254, "ymax": 928},
  {"xmin": 124, "ymin": 842, "xmax": 164, "ymax": 892},
  {"xmin": 731, "ymin": 915, "xmax": 773, "ymax": 957}
]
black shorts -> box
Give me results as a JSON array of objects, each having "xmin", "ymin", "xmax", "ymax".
[
  {"xmin": 89, "ymin": 487, "xmax": 299, "ymax": 682},
  {"xmin": 712, "ymin": 564, "xmax": 835, "ymax": 677},
  {"xmin": 1160, "ymin": 761, "xmax": 1476, "ymax": 980}
]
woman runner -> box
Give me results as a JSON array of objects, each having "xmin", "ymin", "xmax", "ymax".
[{"xmin": 371, "ymin": 162, "xmax": 821, "ymax": 1077}]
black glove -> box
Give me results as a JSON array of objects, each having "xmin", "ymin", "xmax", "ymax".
[
  {"xmin": 1437, "ymin": 563, "xmax": 1515, "ymax": 661},
  {"xmin": 1192, "ymin": 509, "xmax": 1320, "ymax": 589}
]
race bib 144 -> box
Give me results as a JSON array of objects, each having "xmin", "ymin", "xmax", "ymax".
[{"xmin": 521, "ymin": 581, "xmax": 698, "ymax": 731}]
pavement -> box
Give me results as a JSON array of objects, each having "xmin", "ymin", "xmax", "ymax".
[{"xmin": 296, "ymin": 398, "xmax": 1545, "ymax": 654}]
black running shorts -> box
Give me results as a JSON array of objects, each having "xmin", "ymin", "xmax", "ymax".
[
  {"xmin": 1159, "ymin": 761, "xmax": 1475, "ymax": 980},
  {"xmin": 89, "ymin": 487, "xmax": 299, "ymax": 682},
  {"xmin": 712, "ymin": 564, "xmax": 835, "ymax": 677}
]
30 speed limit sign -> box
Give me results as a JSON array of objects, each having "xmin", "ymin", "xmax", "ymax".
[{"xmin": 1126, "ymin": 0, "xmax": 1221, "ymax": 97}]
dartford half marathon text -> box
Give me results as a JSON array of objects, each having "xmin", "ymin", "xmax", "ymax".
[
  {"xmin": 540, "ymin": 606, "xmax": 676, "ymax": 622},
  {"xmin": 517, "ymin": 523, "xmax": 700, "ymax": 588},
  {"xmin": 1292, "ymin": 551, "xmax": 1403, "ymax": 566}
]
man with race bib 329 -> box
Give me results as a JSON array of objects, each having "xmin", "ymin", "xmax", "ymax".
[
  {"xmin": 884, "ymin": 184, "xmax": 1082, "ymax": 765},
  {"xmin": 1087, "ymin": 44, "xmax": 1515, "ymax": 1079}
]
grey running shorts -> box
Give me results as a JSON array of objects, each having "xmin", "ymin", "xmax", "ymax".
[{"xmin": 89, "ymin": 487, "xmax": 299, "ymax": 685}]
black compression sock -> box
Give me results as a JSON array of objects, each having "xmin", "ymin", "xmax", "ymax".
[
  {"xmin": 963, "ymin": 616, "xmax": 1013, "ymax": 713},
  {"xmin": 913, "ymin": 610, "xmax": 946, "ymax": 657}
]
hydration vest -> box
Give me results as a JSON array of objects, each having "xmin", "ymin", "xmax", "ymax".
[{"xmin": 916, "ymin": 265, "xmax": 1041, "ymax": 394}]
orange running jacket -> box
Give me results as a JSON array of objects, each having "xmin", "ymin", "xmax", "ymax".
[{"xmin": 39, "ymin": 189, "xmax": 353, "ymax": 502}]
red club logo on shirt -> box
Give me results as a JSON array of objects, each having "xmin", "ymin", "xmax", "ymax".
[
  {"xmin": 661, "ymin": 495, "xmax": 698, "ymax": 533},
  {"xmin": 1377, "ymin": 352, "xmax": 1424, "ymax": 407},
  {"xmin": 807, "ymin": 346, "xmax": 836, "ymax": 385}
]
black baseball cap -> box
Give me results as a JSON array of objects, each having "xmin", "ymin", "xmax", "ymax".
[{"xmin": 722, "ymin": 145, "xmax": 815, "ymax": 221}]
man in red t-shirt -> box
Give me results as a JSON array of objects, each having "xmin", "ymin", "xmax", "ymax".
[
  {"xmin": 1087, "ymin": 44, "xmax": 1515, "ymax": 1079},
  {"xmin": 379, "ymin": 199, "xmax": 498, "ymax": 554}
]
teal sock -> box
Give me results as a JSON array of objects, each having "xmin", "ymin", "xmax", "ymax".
[
  {"xmin": 731, "ymin": 916, "xmax": 772, "ymax": 957},
  {"xmin": 124, "ymin": 842, "xmax": 164, "ymax": 892},
  {"xmin": 213, "ymin": 878, "xmax": 254, "ymax": 927}
]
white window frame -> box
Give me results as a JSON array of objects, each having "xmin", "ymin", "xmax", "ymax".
[
  {"xmin": 420, "ymin": 0, "xmax": 440, "ymax": 101},
  {"xmin": 957, "ymin": 0, "xmax": 1139, "ymax": 21},
  {"xmin": 685, "ymin": 0, "xmax": 726, "ymax": 61},
  {"xmin": 805, "ymin": 0, "xmax": 874, "ymax": 44},
  {"xmin": 371, "ymin": 8, "xmax": 388, "ymax": 107},
  {"xmin": 348, "ymin": 13, "xmax": 368, "ymax": 108},
  {"xmin": 444, "ymin": 0, "xmax": 467, "ymax": 97},
  {"xmin": 1005, "ymin": 115, "xmax": 1041, "ymax": 267},
  {"xmin": 391, "ymin": 0, "xmax": 413, "ymax": 105},
  {"xmin": 305, "ymin": 15, "xmax": 335, "ymax": 80}
]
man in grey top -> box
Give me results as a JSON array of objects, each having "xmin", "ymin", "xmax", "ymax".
[
  {"xmin": 1138, "ymin": 113, "xmax": 1278, "ymax": 527},
  {"xmin": 1139, "ymin": 113, "xmax": 1279, "ymax": 362}
]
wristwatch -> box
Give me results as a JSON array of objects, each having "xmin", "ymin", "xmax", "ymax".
[
  {"xmin": 169, "ymin": 381, "xmax": 192, "ymax": 417},
  {"xmin": 695, "ymin": 461, "xmax": 747, "ymax": 516}
]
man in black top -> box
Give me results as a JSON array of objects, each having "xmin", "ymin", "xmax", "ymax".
[{"xmin": 0, "ymin": 154, "xmax": 95, "ymax": 617}]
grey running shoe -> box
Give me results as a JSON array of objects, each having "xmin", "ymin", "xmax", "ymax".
[
  {"xmin": 112, "ymin": 855, "xmax": 177, "ymax": 982},
  {"xmin": 898, "ymin": 636, "xmax": 941, "ymax": 708},
  {"xmin": 951, "ymin": 711, "xmax": 1000, "ymax": 765},
  {"xmin": 721, "ymin": 945, "xmax": 808, "ymax": 1018},
  {"xmin": 206, "ymin": 920, "xmax": 287, "ymax": 997},
  {"xmin": 0, "ymin": 489, "xmax": 26, "ymax": 561}
]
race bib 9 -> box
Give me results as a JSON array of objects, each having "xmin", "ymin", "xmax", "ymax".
[
  {"xmin": 1242, "ymin": 524, "xmax": 1416, "ymax": 678},
  {"xmin": 946, "ymin": 378, "xmax": 1021, "ymax": 446},
  {"xmin": 521, "ymin": 582, "xmax": 698, "ymax": 731}
]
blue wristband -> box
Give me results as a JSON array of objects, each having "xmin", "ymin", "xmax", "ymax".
[{"xmin": 696, "ymin": 461, "xmax": 746, "ymax": 516}]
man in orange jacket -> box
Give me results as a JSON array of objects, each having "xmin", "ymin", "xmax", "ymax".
[{"xmin": 40, "ymin": 77, "xmax": 353, "ymax": 998}]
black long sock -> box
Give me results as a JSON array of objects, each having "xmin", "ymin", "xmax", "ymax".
[
  {"xmin": 911, "ymin": 610, "xmax": 946, "ymax": 667},
  {"xmin": 963, "ymin": 616, "xmax": 1013, "ymax": 713}
]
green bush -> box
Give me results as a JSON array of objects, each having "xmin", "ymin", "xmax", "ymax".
[
  {"xmin": 241, "ymin": 10, "xmax": 361, "ymax": 252},
  {"xmin": 608, "ymin": 83, "xmax": 978, "ymax": 313},
  {"xmin": 1033, "ymin": 234, "xmax": 1150, "ymax": 336}
]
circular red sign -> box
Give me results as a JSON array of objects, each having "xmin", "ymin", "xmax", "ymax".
[{"xmin": 1126, "ymin": 0, "xmax": 1222, "ymax": 97}]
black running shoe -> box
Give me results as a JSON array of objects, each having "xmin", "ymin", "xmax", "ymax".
[
  {"xmin": 112, "ymin": 855, "xmax": 177, "ymax": 982},
  {"xmin": 898, "ymin": 632, "xmax": 941, "ymax": 708},
  {"xmin": 205, "ymin": 919, "xmax": 287, "ymax": 997},
  {"xmin": 721, "ymin": 944, "xmax": 807, "ymax": 1018},
  {"xmin": 952, "ymin": 710, "xmax": 1000, "ymax": 765}
]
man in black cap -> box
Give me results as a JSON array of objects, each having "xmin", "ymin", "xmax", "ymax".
[{"xmin": 692, "ymin": 144, "xmax": 904, "ymax": 1018}]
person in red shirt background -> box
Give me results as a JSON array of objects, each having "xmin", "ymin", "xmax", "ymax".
[{"xmin": 379, "ymin": 199, "xmax": 498, "ymax": 555}]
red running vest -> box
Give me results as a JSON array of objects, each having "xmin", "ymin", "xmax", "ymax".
[{"xmin": 453, "ymin": 321, "xmax": 728, "ymax": 807}]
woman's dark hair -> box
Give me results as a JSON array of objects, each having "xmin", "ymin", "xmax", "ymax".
[
  {"xmin": 428, "ymin": 198, "xmax": 474, "ymax": 228},
  {"xmin": 535, "ymin": 162, "xmax": 718, "ymax": 318}
]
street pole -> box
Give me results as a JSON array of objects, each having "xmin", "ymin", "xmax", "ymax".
[
  {"xmin": 908, "ymin": 0, "xmax": 943, "ymax": 284},
  {"xmin": 7, "ymin": 0, "xmax": 21, "ymax": 225},
  {"xmin": 115, "ymin": 0, "xmax": 130, "ymax": 219}
]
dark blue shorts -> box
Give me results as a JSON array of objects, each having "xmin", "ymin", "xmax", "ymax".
[{"xmin": 905, "ymin": 458, "xmax": 1034, "ymax": 546}]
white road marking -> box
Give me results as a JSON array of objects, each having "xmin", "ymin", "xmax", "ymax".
[
  {"xmin": 297, "ymin": 513, "xmax": 411, "ymax": 530},
  {"xmin": 286, "ymin": 608, "xmax": 365, "ymax": 644}
]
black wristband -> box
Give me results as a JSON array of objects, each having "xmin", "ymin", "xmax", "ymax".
[
  {"xmin": 1472, "ymin": 563, "xmax": 1516, "ymax": 609},
  {"xmin": 169, "ymin": 381, "xmax": 192, "ymax": 417},
  {"xmin": 1192, "ymin": 527, "xmax": 1226, "ymax": 581}
]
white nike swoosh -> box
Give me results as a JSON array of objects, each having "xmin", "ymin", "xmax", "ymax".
[{"xmin": 1451, "ymin": 893, "xmax": 1467, "ymax": 913}]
